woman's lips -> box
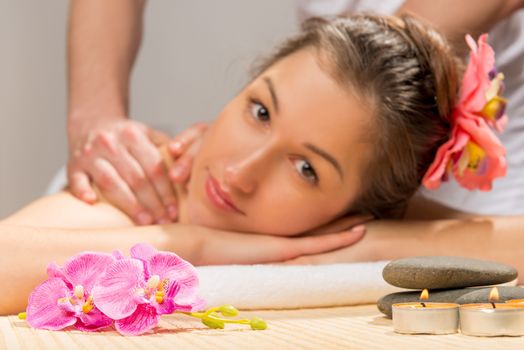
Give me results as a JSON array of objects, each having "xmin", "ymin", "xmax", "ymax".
[{"xmin": 205, "ymin": 175, "xmax": 245, "ymax": 215}]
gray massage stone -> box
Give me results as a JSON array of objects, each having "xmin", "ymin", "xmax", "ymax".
[
  {"xmin": 382, "ymin": 256, "xmax": 517, "ymax": 289},
  {"xmin": 455, "ymin": 286, "xmax": 524, "ymax": 304}
]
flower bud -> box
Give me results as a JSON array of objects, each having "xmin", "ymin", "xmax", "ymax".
[
  {"xmin": 219, "ymin": 304, "xmax": 238, "ymax": 317},
  {"xmin": 202, "ymin": 318, "xmax": 225, "ymax": 329},
  {"xmin": 250, "ymin": 317, "xmax": 267, "ymax": 330}
]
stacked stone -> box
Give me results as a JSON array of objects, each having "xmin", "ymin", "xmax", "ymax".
[{"xmin": 378, "ymin": 256, "xmax": 523, "ymax": 318}]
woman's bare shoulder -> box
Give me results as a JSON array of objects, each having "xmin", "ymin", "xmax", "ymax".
[{"xmin": 2, "ymin": 191, "xmax": 134, "ymax": 228}]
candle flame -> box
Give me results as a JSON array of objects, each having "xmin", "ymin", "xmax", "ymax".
[
  {"xmin": 489, "ymin": 287, "xmax": 500, "ymax": 303},
  {"xmin": 420, "ymin": 289, "xmax": 429, "ymax": 301}
]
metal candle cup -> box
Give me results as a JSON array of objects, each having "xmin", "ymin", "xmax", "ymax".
[
  {"xmin": 460, "ymin": 287, "xmax": 524, "ymax": 336},
  {"xmin": 392, "ymin": 302, "xmax": 460, "ymax": 334},
  {"xmin": 392, "ymin": 289, "xmax": 459, "ymax": 334},
  {"xmin": 459, "ymin": 303, "xmax": 524, "ymax": 336}
]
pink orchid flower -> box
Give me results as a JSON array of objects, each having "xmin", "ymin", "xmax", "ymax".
[
  {"xmin": 423, "ymin": 117, "xmax": 506, "ymax": 191},
  {"xmin": 26, "ymin": 252, "xmax": 115, "ymax": 331},
  {"xmin": 92, "ymin": 243, "xmax": 205, "ymax": 336},
  {"xmin": 422, "ymin": 34, "xmax": 507, "ymax": 191}
]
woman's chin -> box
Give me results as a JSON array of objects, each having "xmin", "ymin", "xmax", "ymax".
[
  {"xmin": 184, "ymin": 198, "xmax": 315, "ymax": 236},
  {"xmin": 185, "ymin": 202, "xmax": 236, "ymax": 231}
]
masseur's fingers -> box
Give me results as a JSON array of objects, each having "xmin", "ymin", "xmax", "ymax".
[
  {"xmin": 168, "ymin": 122, "xmax": 208, "ymax": 157},
  {"xmin": 68, "ymin": 170, "xmax": 97, "ymax": 204},
  {"xmin": 88, "ymin": 158, "xmax": 151, "ymax": 224},
  {"xmin": 168, "ymin": 123, "xmax": 208, "ymax": 183},
  {"xmin": 97, "ymin": 141, "xmax": 171, "ymax": 223},
  {"xmin": 147, "ymin": 127, "xmax": 172, "ymax": 147},
  {"xmin": 120, "ymin": 125, "xmax": 178, "ymax": 221},
  {"xmin": 169, "ymin": 154, "xmax": 193, "ymax": 183}
]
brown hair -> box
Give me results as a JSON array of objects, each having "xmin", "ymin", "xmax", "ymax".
[{"xmin": 253, "ymin": 14, "xmax": 462, "ymax": 218}]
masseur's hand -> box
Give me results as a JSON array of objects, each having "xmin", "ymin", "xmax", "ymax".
[
  {"xmin": 68, "ymin": 117, "xmax": 177, "ymax": 225},
  {"xmin": 193, "ymin": 225, "xmax": 366, "ymax": 265}
]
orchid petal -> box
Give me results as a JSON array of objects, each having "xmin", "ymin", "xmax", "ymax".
[
  {"xmin": 148, "ymin": 252, "xmax": 200, "ymax": 306},
  {"xmin": 495, "ymin": 114, "xmax": 508, "ymax": 133},
  {"xmin": 130, "ymin": 243, "xmax": 157, "ymax": 262},
  {"xmin": 460, "ymin": 34, "xmax": 494, "ymax": 112},
  {"xmin": 453, "ymin": 155, "xmax": 506, "ymax": 191},
  {"xmin": 92, "ymin": 258, "xmax": 145, "ymax": 320},
  {"xmin": 75, "ymin": 307, "xmax": 114, "ymax": 331},
  {"xmin": 155, "ymin": 297, "xmax": 176, "ymax": 315},
  {"xmin": 56, "ymin": 297, "xmax": 76, "ymax": 313},
  {"xmin": 63, "ymin": 252, "xmax": 115, "ymax": 292},
  {"xmin": 456, "ymin": 117, "xmax": 506, "ymax": 157},
  {"xmin": 153, "ymin": 282, "xmax": 180, "ymax": 315},
  {"xmin": 173, "ymin": 296, "xmax": 207, "ymax": 313},
  {"xmin": 112, "ymin": 249, "xmax": 125, "ymax": 260},
  {"xmin": 46, "ymin": 263, "xmax": 69, "ymax": 286},
  {"xmin": 422, "ymin": 129, "xmax": 469, "ymax": 190},
  {"xmin": 115, "ymin": 304, "xmax": 159, "ymax": 336},
  {"xmin": 448, "ymin": 119, "xmax": 507, "ymax": 191},
  {"xmin": 26, "ymin": 278, "xmax": 77, "ymax": 330},
  {"xmin": 166, "ymin": 279, "xmax": 206, "ymax": 312}
]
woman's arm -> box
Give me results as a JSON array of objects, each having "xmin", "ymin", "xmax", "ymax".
[
  {"xmin": 286, "ymin": 216, "xmax": 524, "ymax": 283},
  {"xmin": 0, "ymin": 191, "xmax": 363, "ymax": 314}
]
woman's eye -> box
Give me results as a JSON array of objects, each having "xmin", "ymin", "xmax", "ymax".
[
  {"xmin": 250, "ymin": 101, "xmax": 270, "ymax": 122},
  {"xmin": 294, "ymin": 159, "xmax": 318, "ymax": 184}
]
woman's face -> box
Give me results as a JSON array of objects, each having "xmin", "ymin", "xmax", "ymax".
[{"xmin": 186, "ymin": 49, "xmax": 374, "ymax": 235}]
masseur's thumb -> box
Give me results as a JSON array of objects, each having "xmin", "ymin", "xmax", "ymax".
[{"xmin": 69, "ymin": 170, "xmax": 97, "ymax": 204}]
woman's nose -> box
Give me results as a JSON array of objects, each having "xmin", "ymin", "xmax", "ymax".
[{"xmin": 223, "ymin": 149, "xmax": 267, "ymax": 195}]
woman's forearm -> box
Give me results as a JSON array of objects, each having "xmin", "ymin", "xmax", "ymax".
[
  {"xmin": 297, "ymin": 216, "xmax": 524, "ymax": 282},
  {"xmin": 364, "ymin": 216, "xmax": 524, "ymax": 282}
]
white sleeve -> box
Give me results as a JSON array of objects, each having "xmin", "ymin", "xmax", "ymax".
[{"xmin": 296, "ymin": 0, "xmax": 404, "ymax": 23}]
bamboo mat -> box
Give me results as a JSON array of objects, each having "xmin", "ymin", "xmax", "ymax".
[{"xmin": 2, "ymin": 305, "xmax": 524, "ymax": 350}]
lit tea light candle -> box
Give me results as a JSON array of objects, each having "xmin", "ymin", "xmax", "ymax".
[
  {"xmin": 392, "ymin": 289, "xmax": 459, "ymax": 334},
  {"xmin": 460, "ymin": 287, "xmax": 524, "ymax": 337}
]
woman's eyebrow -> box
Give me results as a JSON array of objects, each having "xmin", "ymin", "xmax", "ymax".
[
  {"xmin": 263, "ymin": 77, "xmax": 279, "ymax": 113},
  {"xmin": 263, "ymin": 76, "xmax": 343, "ymax": 181},
  {"xmin": 303, "ymin": 143, "xmax": 344, "ymax": 180}
]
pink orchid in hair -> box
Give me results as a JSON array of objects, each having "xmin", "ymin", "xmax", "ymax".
[
  {"xmin": 26, "ymin": 253, "xmax": 115, "ymax": 331},
  {"xmin": 92, "ymin": 243, "xmax": 205, "ymax": 336},
  {"xmin": 422, "ymin": 34, "xmax": 507, "ymax": 191}
]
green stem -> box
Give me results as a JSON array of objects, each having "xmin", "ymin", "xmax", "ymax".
[
  {"xmin": 178, "ymin": 310, "xmax": 249, "ymax": 324},
  {"xmin": 180, "ymin": 306, "xmax": 221, "ymax": 320},
  {"xmin": 206, "ymin": 314, "xmax": 250, "ymax": 325}
]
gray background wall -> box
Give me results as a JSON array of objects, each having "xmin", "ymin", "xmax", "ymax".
[{"xmin": 0, "ymin": 0, "xmax": 297, "ymax": 218}]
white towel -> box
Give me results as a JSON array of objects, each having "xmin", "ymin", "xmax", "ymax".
[{"xmin": 196, "ymin": 261, "xmax": 402, "ymax": 309}]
